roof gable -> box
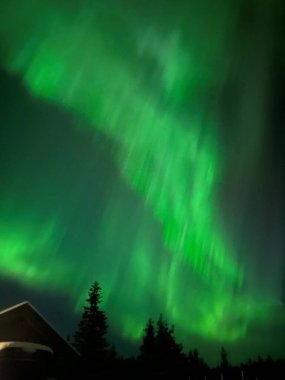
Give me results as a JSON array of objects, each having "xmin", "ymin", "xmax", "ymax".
[{"xmin": 0, "ymin": 301, "xmax": 79, "ymax": 360}]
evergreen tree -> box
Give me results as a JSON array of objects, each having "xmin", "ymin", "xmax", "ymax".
[
  {"xmin": 188, "ymin": 349, "xmax": 208, "ymax": 379},
  {"xmin": 138, "ymin": 315, "xmax": 185, "ymax": 378},
  {"xmin": 73, "ymin": 281, "xmax": 109, "ymax": 369},
  {"xmin": 155, "ymin": 314, "xmax": 184, "ymax": 375},
  {"xmin": 139, "ymin": 319, "xmax": 156, "ymax": 361},
  {"xmin": 156, "ymin": 314, "xmax": 182, "ymax": 357},
  {"xmin": 220, "ymin": 346, "xmax": 229, "ymax": 369},
  {"xmin": 139, "ymin": 319, "xmax": 156, "ymax": 375}
]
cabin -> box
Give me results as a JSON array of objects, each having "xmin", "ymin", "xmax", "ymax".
[{"xmin": 0, "ymin": 301, "xmax": 79, "ymax": 379}]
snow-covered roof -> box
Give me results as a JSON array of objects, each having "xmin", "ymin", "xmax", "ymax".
[{"xmin": 0, "ymin": 341, "xmax": 53, "ymax": 354}]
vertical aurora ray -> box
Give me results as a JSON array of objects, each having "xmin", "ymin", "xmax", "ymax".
[{"xmin": 0, "ymin": 0, "xmax": 280, "ymax": 349}]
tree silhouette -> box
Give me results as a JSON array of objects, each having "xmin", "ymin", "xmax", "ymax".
[
  {"xmin": 138, "ymin": 314, "xmax": 185, "ymax": 378},
  {"xmin": 139, "ymin": 319, "xmax": 156, "ymax": 362},
  {"xmin": 157, "ymin": 314, "xmax": 183, "ymax": 353},
  {"xmin": 188, "ymin": 348, "xmax": 208, "ymax": 379},
  {"xmin": 220, "ymin": 346, "xmax": 229, "ymax": 369},
  {"xmin": 138, "ymin": 319, "xmax": 156, "ymax": 376},
  {"xmin": 155, "ymin": 314, "xmax": 184, "ymax": 376},
  {"xmin": 73, "ymin": 281, "xmax": 109, "ymax": 375}
]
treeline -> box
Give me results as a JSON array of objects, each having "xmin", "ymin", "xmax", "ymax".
[{"xmin": 67, "ymin": 281, "xmax": 285, "ymax": 379}]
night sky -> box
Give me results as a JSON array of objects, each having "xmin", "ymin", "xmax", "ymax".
[{"xmin": 0, "ymin": 0, "xmax": 284, "ymax": 365}]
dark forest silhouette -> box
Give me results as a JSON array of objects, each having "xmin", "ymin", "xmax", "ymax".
[{"xmin": 71, "ymin": 281, "xmax": 285, "ymax": 379}]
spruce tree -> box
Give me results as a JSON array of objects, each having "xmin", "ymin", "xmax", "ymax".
[
  {"xmin": 188, "ymin": 349, "xmax": 208, "ymax": 379},
  {"xmin": 156, "ymin": 314, "xmax": 182, "ymax": 360},
  {"xmin": 139, "ymin": 315, "xmax": 185, "ymax": 377},
  {"xmin": 220, "ymin": 346, "xmax": 229, "ymax": 369},
  {"xmin": 74, "ymin": 281, "xmax": 109, "ymax": 366},
  {"xmin": 139, "ymin": 319, "xmax": 156, "ymax": 369}
]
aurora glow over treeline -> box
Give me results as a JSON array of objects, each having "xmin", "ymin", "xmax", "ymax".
[{"xmin": 0, "ymin": 0, "xmax": 284, "ymax": 364}]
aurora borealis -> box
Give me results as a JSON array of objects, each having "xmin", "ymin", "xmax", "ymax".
[{"xmin": 0, "ymin": 0, "xmax": 284, "ymax": 364}]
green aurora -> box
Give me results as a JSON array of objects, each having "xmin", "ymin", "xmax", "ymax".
[{"xmin": 0, "ymin": 0, "xmax": 284, "ymax": 363}]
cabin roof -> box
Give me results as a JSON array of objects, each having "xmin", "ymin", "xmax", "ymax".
[{"xmin": 0, "ymin": 301, "xmax": 79, "ymax": 360}]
